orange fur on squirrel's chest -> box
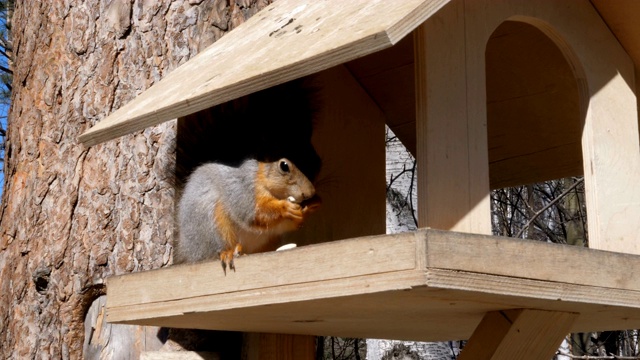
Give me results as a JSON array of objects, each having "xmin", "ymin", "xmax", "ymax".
[
  {"xmin": 211, "ymin": 163, "xmax": 299, "ymax": 254},
  {"xmin": 252, "ymin": 163, "xmax": 300, "ymax": 230},
  {"xmin": 213, "ymin": 198, "xmax": 289, "ymax": 254}
]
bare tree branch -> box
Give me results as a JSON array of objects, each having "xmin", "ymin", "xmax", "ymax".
[
  {"xmin": 514, "ymin": 178, "xmax": 585, "ymax": 239},
  {"xmin": 557, "ymin": 352, "xmax": 640, "ymax": 359}
]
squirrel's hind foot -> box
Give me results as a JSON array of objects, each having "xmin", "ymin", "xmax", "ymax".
[
  {"xmin": 219, "ymin": 244, "xmax": 243, "ymax": 275},
  {"xmin": 220, "ymin": 255, "xmax": 234, "ymax": 275}
]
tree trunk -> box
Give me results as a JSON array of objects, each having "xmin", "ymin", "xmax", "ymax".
[{"xmin": 0, "ymin": 0, "xmax": 270, "ymax": 358}]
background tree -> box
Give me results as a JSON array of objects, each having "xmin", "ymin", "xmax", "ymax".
[
  {"xmin": 1, "ymin": 1, "xmax": 636, "ymax": 358},
  {"xmin": 0, "ymin": 1, "xmax": 271, "ymax": 358}
]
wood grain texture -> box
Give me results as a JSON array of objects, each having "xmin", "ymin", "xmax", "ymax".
[
  {"xmin": 425, "ymin": 230, "xmax": 640, "ymax": 292},
  {"xmin": 106, "ymin": 229, "xmax": 640, "ymax": 342},
  {"xmin": 457, "ymin": 309, "xmax": 577, "ymax": 360},
  {"xmin": 415, "ymin": 1, "xmax": 491, "ymax": 234},
  {"xmin": 79, "ymin": 0, "xmax": 450, "ymax": 146},
  {"xmin": 345, "ymin": 35, "xmax": 416, "ymax": 155},
  {"xmin": 107, "ymin": 232, "xmax": 418, "ymax": 309}
]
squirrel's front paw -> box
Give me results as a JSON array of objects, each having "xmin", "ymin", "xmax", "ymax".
[{"xmin": 283, "ymin": 201, "xmax": 304, "ymax": 223}]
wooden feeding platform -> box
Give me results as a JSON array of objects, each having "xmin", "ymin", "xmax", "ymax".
[
  {"xmin": 80, "ymin": 0, "xmax": 640, "ymax": 357},
  {"xmin": 107, "ymin": 229, "xmax": 640, "ymax": 342}
]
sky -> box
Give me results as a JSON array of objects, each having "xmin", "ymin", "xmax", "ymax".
[
  {"xmin": 0, "ymin": 4, "xmax": 10, "ymax": 199},
  {"xmin": 0, "ymin": 102, "xmax": 7, "ymax": 198}
]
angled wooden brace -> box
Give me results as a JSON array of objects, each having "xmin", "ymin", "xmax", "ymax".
[{"xmin": 457, "ymin": 309, "xmax": 578, "ymax": 360}]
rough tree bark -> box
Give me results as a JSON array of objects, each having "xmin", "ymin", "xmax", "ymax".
[{"xmin": 0, "ymin": 1, "xmax": 271, "ymax": 358}]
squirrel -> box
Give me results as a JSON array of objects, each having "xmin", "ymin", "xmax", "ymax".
[
  {"xmin": 173, "ymin": 157, "xmax": 320, "ymax": 272},
  {"xmin": 172, "ymin": 78, "xmax": 322, "ymax": 272}
]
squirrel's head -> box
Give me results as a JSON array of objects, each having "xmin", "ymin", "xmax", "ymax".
[{"xmin": 261, "ymin": 158, "xmax": 316, "ymax": 204}]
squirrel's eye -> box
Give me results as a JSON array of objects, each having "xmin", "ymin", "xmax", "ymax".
[{"xmin": 279, "ymin": 160, "xmax": 290, "ymax": 173}]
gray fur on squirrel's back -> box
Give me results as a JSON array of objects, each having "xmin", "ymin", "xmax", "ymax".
[{"xmin": 173, "ymin": 160, "xmax": 259, "ymax": 264}]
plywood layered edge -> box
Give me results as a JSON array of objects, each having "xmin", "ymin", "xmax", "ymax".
[{"xmin": 106, "ymin": 229, "xmax": 640, "ymax": 341}]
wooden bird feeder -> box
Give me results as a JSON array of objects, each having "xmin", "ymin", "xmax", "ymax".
[{"xmin": 80, "ymin": 0, "xmax": 640, "ymax": 358}]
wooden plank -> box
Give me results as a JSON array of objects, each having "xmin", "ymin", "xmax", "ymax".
[
  {"xmin": 106, "ymin": 230, "xmax": 640, "ymax": 342},
  {"xmin": 424, "ymin": 229, "xmax": 640, "ymax": 292},
  {"xmin": 107, "ymin": 232, "xmax": 419, "ymax": 309},
  {"xmin": 425, "ymin": 268, "xmax": 640, "ymax": 313},
  {"xmin": 414, "ymin": 0, "xmax": 491, "ymax": 234},
  {"xmin": 79, "ymin": 0, "xmax": 450, "ymax": 147},
  {"xmin": 461, "ymin": 0, "xmax": 493, "ymax": 232},
  {"xmin": 345, "ymin": 35, "xmax": 416, "ymax": 155},
  {"xmin": 109, "ymin": 271, "xmax": 640, "ymax": 342},
  {"xmin": 109, "ymin": 266, "xmax": 640, "ymax": 335},
  {"xmin": 457, "ymin": 309, "xmax": 577, "ymax": 360},
  {"xmin": 574, "ymin": 8, "xmax": 640, "ymax": 255},
  {"xmin": 107, "ymin": 269, "xmax": 426, "ymax": 325}
]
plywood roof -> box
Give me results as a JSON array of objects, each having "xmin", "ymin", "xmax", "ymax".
[
  {"xmin": 591, "ymin": 0, "xmax": 640, "ymax": 68},
  {"xmin": 78, "ymin": 0, "xmax": 450, "ymax": 146},
  {"xmin": 79, "ymin": 0, "xmax": 640, "ymax": 156}
]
